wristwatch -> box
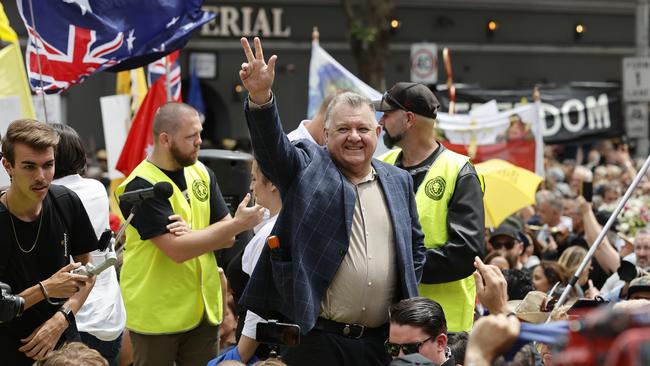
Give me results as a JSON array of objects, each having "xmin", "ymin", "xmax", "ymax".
[{"xmin": 57, "ymin": 305, "xmax": 74, "ymax": 326}]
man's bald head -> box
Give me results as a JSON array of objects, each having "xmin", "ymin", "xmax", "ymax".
[{"xmin": 153, "ymin": 102, "xmax": 200, "ymax": 143}]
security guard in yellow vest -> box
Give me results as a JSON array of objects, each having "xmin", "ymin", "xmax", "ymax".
[
  {"xmin": 374, "ymin": 83, "xmax": 485, "ymax": 332},
  {"xmin": 116, "ymin": 102, "xmax": 264, "ymax": 366}
]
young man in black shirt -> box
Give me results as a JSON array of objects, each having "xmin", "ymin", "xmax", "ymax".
[{"xmin": 0, "ymin": 119, "xmax": 98, "ymax": 365}]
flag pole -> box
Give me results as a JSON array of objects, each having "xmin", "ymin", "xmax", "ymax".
[
  {"xmin": 164, "ymin": 54, "xmax": 171, "ymax": 102},
  {"xmin": 443, "ymin": 47, "xmax": 455, "ymax": 115},
  {"xmin": 312, "ymin": 26, "xmax": 319, "ymax": 44},
  {"xmin": 26, "ymin": 0, "xmax": 48, "ymax": 123}
]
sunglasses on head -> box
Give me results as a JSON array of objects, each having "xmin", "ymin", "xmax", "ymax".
[
  {"xmin": 382, "ymin": 91, "xmax": 408, "ymax": 112},
  {"xmin": 384, "ymin": 337, "xmax": 432, "ymax": 357},
  {"xmin": 491, "ymin": 239, "xmax": 516, "ymax": 250}
]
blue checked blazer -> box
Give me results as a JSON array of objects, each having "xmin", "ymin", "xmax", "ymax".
[{"xmin": 240, "ymin": 99, "xmax": 426, "ymax": 334}]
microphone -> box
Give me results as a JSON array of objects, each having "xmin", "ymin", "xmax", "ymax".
[{"xmin": 119, "ymin": 181, "xmax": 173, "ymax": 203}]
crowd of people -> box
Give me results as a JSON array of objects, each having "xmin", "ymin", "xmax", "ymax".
[{"xmin": 1, "ymin": 36, "xmax": 649, "ymax": 366}]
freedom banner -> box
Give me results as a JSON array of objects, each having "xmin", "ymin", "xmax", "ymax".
[{"xmin": 437, "ymin": 102, "xmax": 544, "ymax": 174}]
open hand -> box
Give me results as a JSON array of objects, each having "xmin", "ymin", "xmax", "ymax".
[
  {"xmin": 167, "ymin": 214, "xmax": 191, "ymax": 236},
  {"xmin": 234, "ymin": 193, "xmax": 265, "ymax": 231},
  {"xmin": 239, "ymin": 37, "xmax": 277, "ymax": 104}
]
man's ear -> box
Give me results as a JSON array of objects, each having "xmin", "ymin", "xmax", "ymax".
[
  {"xmin": 2, "ymin": 157, "xmax": 12, "ymax": 177},
  {"xmin": 405, "ymin": 111, "xmax": 417, "ymax": 128},
  {"xmin": 323, "ymin": 127, "xmax": 330, "ymax": 144},
  {"xmin": 375, "ymin": 124, "xmax": 381, "ymax": 137},
  {"xmin": 436, "ymin": 333, "xmax": 447, "ymax": 351}
]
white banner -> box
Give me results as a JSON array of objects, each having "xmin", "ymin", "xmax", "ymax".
[{"xmin": 100, "ymin": 95, "xmax": 130, "ymax": 180}]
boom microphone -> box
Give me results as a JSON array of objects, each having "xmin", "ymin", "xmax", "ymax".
[{"xmin": 119, "ymin": 181, "xmax": 173, "ymax": 203}]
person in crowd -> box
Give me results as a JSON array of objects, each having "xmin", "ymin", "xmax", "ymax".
[
  {"xmin": 287, "ymin": 92, "xmax": 337, "ymax": 144},
  {"xmin": 601, "ymin": 229, "xmax": 650, "ymax": 297},
  {"xmin": 557, "ymin": 245, "xmax": 593, "ymax": 298},
  {"xmin": 531, "ymin": 261, "xmax": 567, "ymax": 294},
  {"xmin": 238, "ymin": 37, "xmax": 425, "ymax": 366},
  {"xmin": 626, "ymin": 275, "xmax": 650, "ymax": 300},
  {"xmin": 375, "ymin": 82, "xmax": 484, "ymax": 332},
  {"xmin": 0, "ymin": 119, "xmax": 97, "ymax": 365},
  {"xmin": 33, "ymin": 342, "xmax": 108, "ymax": 366},
  {"xmin": 569, "ymin": 166, "xmax": 593, "ymax": 198},
  {"xmin": 534, "ymin": 190, "xmax": 572, "ymax": 258},
  {"xmin": 489, "ymin": 225, "xmax": 525, "ymax": 270},
  {"xmin": 503, "ymin": 269, "xmax": 535, "ymax": 302},
  {"xmin": 484, "ymin": 251, "xmax": 510, "ymax": 270},
  {"xmin": 116, "ymin": 102, "xmax": 265, "ymax": 366},
  {"xmin": 464, "ymin": 314, "xmax": 520, "ymax": 366},
  {"xmin": 387, "ymin": 297, "xmax": 454, "ymax": 365},
  {"xmin": 446, "ymin": 331, "xmax": 468, "ymax": 366},
  {"xmin": 50, "ymin": 124, "xmax": 126, "ymax": 366}
]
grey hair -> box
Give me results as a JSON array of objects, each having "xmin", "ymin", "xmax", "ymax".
[
  {"xmin": 536, "ymin": 190, "xmax": 563, "ymax": 212},
  {"xmin": 324, "ymin": 92, "xmax": 376, "ymax": 129}
]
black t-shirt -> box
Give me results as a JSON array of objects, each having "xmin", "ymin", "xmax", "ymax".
[
  {"xmin": 0, "ymin": 185, "xmax": 98, "ymax": 366},
  {"xmin": 119, "ymin": 166, "xmax": 230, "ymax": 240},
  {"xmin": 395, "ymin": 145, "xmax": 442, "ymax": 191}
]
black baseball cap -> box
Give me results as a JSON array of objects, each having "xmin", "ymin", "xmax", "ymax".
[
  {"xmin": 373, "ymin": 82, "xmax": 440, "ymax": 119},
  {"xmin": 489, "ymin": 225, "xmax": 519, "ymax": 244}
]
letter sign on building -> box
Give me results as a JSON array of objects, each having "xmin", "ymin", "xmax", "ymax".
[{"xmin": 623, "ymin": 57, "xmax": 650, "ymax": 102}]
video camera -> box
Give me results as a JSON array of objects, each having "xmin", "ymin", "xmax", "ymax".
[
  {"xmin": 617, "ymin": 260, "xmax": 648, "ymax": 282},
  {"xmin": 0, "ymin": 281, "xmax": 24, "ymax": 323}
]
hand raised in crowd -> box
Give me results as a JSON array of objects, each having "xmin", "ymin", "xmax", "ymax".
[
  {"xmin": 234, "ymin": 193, "xmax": 265, "ymax": 231},
  {"xmin": 167, "ymin": 214, "xmax": 191, "ymax": 236},
  {"xmin": 19, "ymin": 314, "xmax": 68, "ymax": 360},
  {"xmin": 473, "ymin": 256, "xmax": 510, "ymax": 315},
  {"xmin": 584, "ymin": 279, "xmax": 600, "ymax": 299},
  {"xmin": 239, "ymin": 37, "xmax": 277, "ymax": 104},
  {"xmin": 465, "ymin": 314, "xmax": 521, "ymax": 366},
  {"xmin": 576, "ymin": 195, "xmax": 591, "ymax": 214},
  {"xmin": 42, "ymin": 262, "xmax": 92, "ymax": 299}
]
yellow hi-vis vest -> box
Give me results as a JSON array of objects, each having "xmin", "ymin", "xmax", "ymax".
[
  {"xmin": 381, "ymin": 148, "xmax": 476, "ymax": 332},
  {"xmin": 116, "ymin": 160, "xmax": 222, "ymax": 334}
]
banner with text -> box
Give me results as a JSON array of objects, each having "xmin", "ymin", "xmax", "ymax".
[{"xmin": 434, "ymin": 83, "xmax": 623, "ymax": 144}]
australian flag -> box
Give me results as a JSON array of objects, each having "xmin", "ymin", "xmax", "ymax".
[
  {"xmin": 147, "ymin": 50, "xmax": 181, "ymax": 101},
  {"xmin": 16, "ymin": 0, "xmax": 215, "ymax": 94}
]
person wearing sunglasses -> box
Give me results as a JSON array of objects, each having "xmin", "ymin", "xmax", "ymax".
[
  {"xmin": 488, "ymin": 225, "xmax": 525, "ymax": 270},
  {"xmin": 386, "ymin": 297, "xmax": 454, "ymax": 365},
  {"xmin": 375, "ymin": 83, "xmax": 485, "ymax": 333}
]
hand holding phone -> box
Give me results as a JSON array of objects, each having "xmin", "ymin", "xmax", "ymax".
[
  {"xmin": 581, "ymin": 181, "xmax": 593, "ymax": 202},
  {"xmin": 256, "ymin": 320, "xmax": 300, "ymax": 346}
]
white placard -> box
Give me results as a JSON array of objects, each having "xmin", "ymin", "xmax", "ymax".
[
  {"xmin": 100, "ymin": 95, "xmax": 130, "ymax": 180},
  {"xmin": 410, "ymin": 43, "xmax": 438, "ymax": 84},
  {"xmin": 190, "ymin": 52, "xmax": 217, "ymax": 79},
  {"xmin": 32, "ymin": 94, "xmax": 64, "ymax": 123},
  {"xmin": 623, "ymin": 57, "xmax": 650, "ymax": 102},
  {"xmin": 0, "ymin": 96, "xmax": 22, "ymax": 188},
  {"xmin": 625, "ymin": 103, "xmax": 649, "ymax": 138}
]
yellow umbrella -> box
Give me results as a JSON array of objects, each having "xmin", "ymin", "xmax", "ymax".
[{"xmin": 474, "ymin": 159, "xmax": 543, "ymax": 228}]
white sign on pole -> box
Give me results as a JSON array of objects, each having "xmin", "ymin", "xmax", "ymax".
[
  {"xmin": 410, "ymin": 43, "xmax": 438, "ymax": 84},
  {"xmin": 623, "ymin": 57, "xmax": 650, "ymax": 101},
  {"xmin": 625, "ymin": 103, "xmax": 649, "ymax": 138},
  {"xmin": 32, "ymin": 94, "xmax": 64, "ymax": 123},
  {"xmin": 190, "ymin": 52, "xmax": 217, "ymax": 79},
  {"xmin": 0, "ymin": 96, "xmax": 22, "ymax": 188},
  {"xmin": 100, "ymin": 95, "xmax": 130, "ymax": 180}
]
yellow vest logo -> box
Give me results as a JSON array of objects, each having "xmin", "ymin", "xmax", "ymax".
[
  {"xmin": 192, "ymin": 179, "xmax": 209, "ymax": 202},
  {"xmin": 425, "ymin": 176, "xmax": 446, "ymax": 200}
]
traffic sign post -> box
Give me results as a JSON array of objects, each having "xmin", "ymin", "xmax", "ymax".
[{"xmin": 410, "ymin": 43, "xmax": 438, "ymax": 84}]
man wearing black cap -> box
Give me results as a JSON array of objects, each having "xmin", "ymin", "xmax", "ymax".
[
  {"xmin": 489, "ymin": 225, "xmax": 525, "ymax": 271},
  {"xmin": 375, "ymin": 82, "xmax": 485, "ymax": 333}
]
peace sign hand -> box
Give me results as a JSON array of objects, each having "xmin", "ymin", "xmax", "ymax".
[{"xmin": 239, "ymin": 37, "xmax": 277, "ymax": 105}]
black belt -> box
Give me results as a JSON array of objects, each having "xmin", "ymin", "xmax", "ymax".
[{"xmin": 313, "ymin": 317, "xmax": 387, "ymax": 339}]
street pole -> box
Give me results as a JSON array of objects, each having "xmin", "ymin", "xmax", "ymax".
[{"xmin": 635, "ymin": 0, "xmax": 650, "ymax": 156}]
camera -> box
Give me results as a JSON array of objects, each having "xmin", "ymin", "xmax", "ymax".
[
  {"xmin": 617, "ymin": 260, "xmax": 648, "ymax": 282},
  {"xmin": 1, "ymin": 281, "xmax": 24, "ymax": 323},
  {"xmin": 256, "ymin": 320, "xmax": 301, "ymax": 347}
]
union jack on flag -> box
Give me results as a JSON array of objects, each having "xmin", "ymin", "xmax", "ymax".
[
  {"xmin": 147, "ymin": 51, "xmax": 182, "ymax": 102},
  {"xmin": 26, "ymin": 24, "xmax": 123, "ymax": 93},
  {"xmin": 16, "ymin": 0, "xmax": 215, "ymax": 94}
]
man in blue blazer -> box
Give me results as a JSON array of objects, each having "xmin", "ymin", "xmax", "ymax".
[{"xmin": 238, "ymin": 37, "xmax": 426, "ymax": 366}]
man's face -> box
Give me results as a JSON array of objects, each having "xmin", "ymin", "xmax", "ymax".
[
  {"xmin": 170, "ymin": 114, "xmax": 203, "ymax": 167},
  {"xmin": 2, "ymin": 143, "xmax": 55, "ymax": 202},
  {"xmin": 388, "ymin": 324, "xmax": 446, "ymax": 364},
  {"xmin": 491, "ymin": 235, "xmax": 523, "ymax": 265},
  {"xmin": 325, "ymin": 103, "xmax": 380, "ymax": 174},
  {"xmin": 536, "ymin": 202, "xmax": 559, "ymax": 226},
  {"xmin": 379, "ymin": 109, "xmax": 408, "ymax": 148},
  {"xmin": 634, "ymin": 233, "xmax": 650, "ymax": 268}
]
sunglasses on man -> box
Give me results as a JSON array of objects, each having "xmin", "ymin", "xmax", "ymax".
[
  {"xmin": 382, "ymin": 91, "xmax": 409, "ymax": 112},
  {"xmin": 384, "ymin": 337, "xmax": 432, "ymax": 357},
  {"xmin": 491, "ymin": 239, "xmax": 516, "ymax": 250}
]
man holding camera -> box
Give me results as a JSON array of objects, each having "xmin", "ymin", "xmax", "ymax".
[{"xmin": 0, "ymin": 119, "xmax": 98, "ymax": 365}]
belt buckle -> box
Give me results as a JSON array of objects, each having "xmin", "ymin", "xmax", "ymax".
[{"xmin": 343, "ymin": 323, "xmax": 365, "ymax": 339}]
